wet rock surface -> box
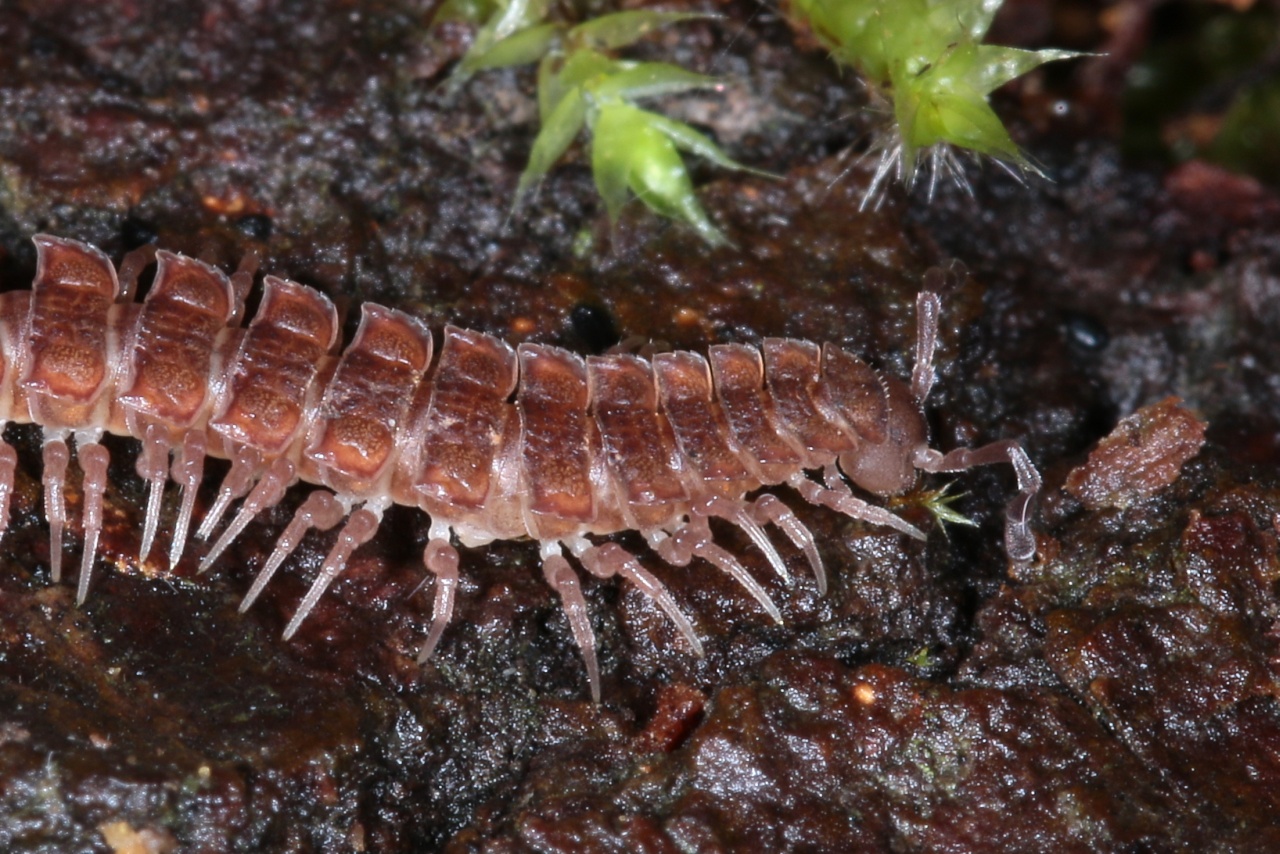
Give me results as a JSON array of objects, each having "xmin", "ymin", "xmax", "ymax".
[{"xmin": 1, "ymin": 0, "xmax": 1279, "ymax": 851}]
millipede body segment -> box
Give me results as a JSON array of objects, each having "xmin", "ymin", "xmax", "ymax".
[{"xmin": 0, "ymin": 235, "xmax": 1041, "ymax": 701}]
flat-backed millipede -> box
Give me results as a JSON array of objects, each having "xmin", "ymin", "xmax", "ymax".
[{"xmin": 0, "ymin": 235, "xmax": 1040, "ymax": 701}]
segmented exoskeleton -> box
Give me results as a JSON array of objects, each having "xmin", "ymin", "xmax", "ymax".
[{"xmin": 0, "ymin": 235, "xmax": 1040, "ymax": 701}]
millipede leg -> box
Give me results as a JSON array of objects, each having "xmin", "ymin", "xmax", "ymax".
[
  {"xmin": 911, "ymin": 291, "xmax": 941, "ymax": 405},
  {"xmin": 227, "ymin": 247, "xmax": 260, "ymax": 324},
  {"xmin": 240, "ymin": 490, "xmax": 343, "ymax": 612},
  {"xmin": 169, "ymin": 430, "xmax": 206, "ymax": 568},
  {"xmin": 42, "ymin": 431, "xmax": 70, "ymax": 583},
  {"xmin": 788, "ymin": 469, "xmax": 926, "ymax": 541},
  {"xmin": 541, "ymin": 543, "xmax": 600, "ymax": 704},
  {"xmin": 417, "ymin": 532, "xmax": 460, "ymax": 664},
  {"xmin": 0, "ymin": 438, "xmax": 16, "ymax": 540},
  {"xmin": 200, "ymin": 457, "xmax": 296, "ymax": 574},
  {"xmin": 572, "ymin": 538, "xmax": 703, "ymax": 657},
  {"xmin": 115, "ymin": 243, "xmax": 156, "ymax": 301},
  {"xmin": 1005, "ymin": 448, "xmax": 1040, "ymax": 564},
  {"xmin": 694, "ymin": 539, "xmax": 783, "ymax": 625},
  {"xmin": 197, "ymin": 444, "xmax": 262, "ymax": 541},
  {"xmin": 75, "ymin": 436, "xmax": 110, "ymax": 605},
  {"xmin": 649, "ymin": 525, "xmax": 782, "ymax": 624},
  {"xmin": 751, "ymin": 494, "xmax": 826, "ymax": 594},
  {"xmin": 282, "ymin": 505, "xmax": 380, "ymax": 640},
  {"xmin": 696, "ymin": 495, "xmax": 791, "ymax": 584},
  {"xmin": 136, "ymin": 423, "xmax": 170, "ymax": 563}
]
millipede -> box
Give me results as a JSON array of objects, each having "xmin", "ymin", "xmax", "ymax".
[{"xmin": 0, "ymin": 234, "xmax": 1040, "ymax": 701}]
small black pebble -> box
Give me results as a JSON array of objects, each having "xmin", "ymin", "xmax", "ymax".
[
  {"xmin": 570, "ymin": 303, "xmax": 620, "ymax": 354},
  {"xmin": 1064, "ymin": 312, "xmax": 1108, "ymax": 353}
]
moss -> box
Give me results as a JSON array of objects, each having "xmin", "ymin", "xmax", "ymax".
[
  {"xmin": 787, "ymin": 0, "xmax": 1080, "ymax": 202},
  {"xmin": 435, "ymin": 4, "xmax": 760, "ymax": 245}
]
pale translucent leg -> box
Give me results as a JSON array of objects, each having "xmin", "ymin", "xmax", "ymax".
[
  {"xmin": 417, "ymin": 526, "xmax": 460, "ymax": 663},
  {"xmin": 569, "ymin": 536, "xmax": 703, "ymax": 657},
  {"xmin": 648, "ymin": 522, "xmax": 782, "ymax": 624},
  {"xmin": 0, "ymin": 436, "xmax": 16, "ymax": 540},
  {"xmin": 227, "ymin": 248, "xmax": 260, "ymax": 324},
  {"xmin": 915, "ymin": 440, "xmax": 1042, "ymax": 564},
  {"xmin": 135, "ymin": 423, "xmax": 169, "ymax": 563},
  {"xmin": 75, "ymin": 434, "xmax": 110, "ymax": 605},
  {"xmin": 199, "ymin": 457, "xmax": 296, "ymax": 573},
  {"xmin": 751, "ymin": 493, "xmax": 826, "ymax": 594},
  {"xmin": 169, "ymin": 430, "xmax": 207, "ymax": 568},
  {"xmin": 912, "ymin": 291, "xmax": 941, "ymax": 405},
  {"xmin": 240, "ymin": 490, "xmax": 344, "ymax": 612},
  {"xmin": 116, "ymin": 244, "xmax": 156, "ymax": 301},
  {"xmin": 42, "ymin": 430, "xmax": 70, "ymax": 583},
  {"xmin": 788, "ymin": 468, "xmax": 926, "ymax": 541},
  {"xmin": 282, "ymin": 505, "xmax": 382, "ymax": 640},
  {"xmin": 196, "ymin": 444, "xmax": 262, "ymax": 540},
  {"xmin": 541, "ymin": 542, "xmax": 600, "ymax": 704},
  {"xmin": 696, "ymin": 495, "xmax": 791, "ymax": 584}
]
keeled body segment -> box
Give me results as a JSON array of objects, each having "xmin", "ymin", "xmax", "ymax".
[{"xmin": 0, "ymin": 236, "xmax": 1041, "ymax": 701}]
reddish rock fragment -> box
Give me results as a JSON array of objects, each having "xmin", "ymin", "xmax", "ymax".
[
  {"xmin": 632, "ymin": 684, "xmax": 706, "ymax": 754},
  {"xmin": 1065, "ymin": 397, "xmax": 1207, "ymax": 510},
  {"xmin": 1180, "ymin": 507, "xmax": 1280, "ymax": 617}
]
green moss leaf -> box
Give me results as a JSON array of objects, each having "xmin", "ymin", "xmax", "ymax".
[
  {"xmin": 453, "ymin": 0, "xmax": 551, "ymax": 81},
  {"xmin": 924, "ymin": 0, "xmax": 1002, "ymax": 44},
  {"xmin": 590, "ymin": 62, "xmax": 718, "ymax": 102},
  {"xmin": 590, "ymin": 100, "xmax": 638, "ymax": 223},
  {"xmin": 917, "ymin": 484, "xmax": 979, "ymax": 530},
  {"xmin": 467, "ymin": 21, "xmax": 562, "ymax": 71},
  {"xmin": 569, "ymin": 11, "xmax": 712, "ymax": 52},
  {"xmin": 431, "ymin": 0, "xmax": 500, "ymax": 26},
  {"xmin": 642, "ymin": 111, "xmax": 772, "ymax": 178},
  {"xmin": 895, "ymin": 71, "xmax": 1018, "ymax": 169},
  {"xmin": 591, "ymin": 102, "xmax": 729, "ymax": 246},
  {"xmin": 517, "ymin": 86, "xmax": 588, "ymax": 200},
  {"xmin": 955, "ymin": 44, "xmax": 1083, "ymax": 96},
  {"xmin": 538, "ymin": 50, "xmax": 615, "ymax": 121},
  {"xmin": 551, "ymin": 48, "xmax": 619, "ymax": 94},
  {"xmin": 892, "ymin": 41, "xmax": 1080, "ymax": 175}
]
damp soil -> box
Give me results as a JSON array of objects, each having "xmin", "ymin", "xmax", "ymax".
[{"xmin": 2, "ymin": 0, "xmax": 1280, "ymax": 851}]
